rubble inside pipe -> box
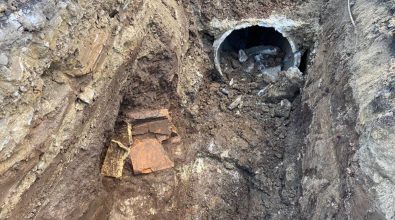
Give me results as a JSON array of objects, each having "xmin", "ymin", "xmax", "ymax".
[
  {"xmin": 213, "ymin": 25, "xmax": 301, "ymax": 79},
  {"xmin": 213, "ymin": 25, "xmax": 304, "ymax": 104}
]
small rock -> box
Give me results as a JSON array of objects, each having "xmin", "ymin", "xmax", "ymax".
[
  {"xmin": 246, "ymin": 45, "xmax": 280, "ymax": 56},
  {"xmin": 257, "ymin": 87, "xmax": 267, "ymax": 96},
  {"xmin": 0, "ymin": 4, "xmax": 7, "ymax": 13},
  {"xmin": 18, "ymin": 10, "xmax": 46, "ymax": 31},
  {"xmin": 0, "ymin": 53, "xmax": 8, "ymax": 66},
  {"xmin": 238, "ymin": 49, "xmax": 248, "ymax": 63},
  {"xmin": 220, "ymin": 88, "xmax": 229, "ymax": 95},
  {"xmin": 229, "ymin": 78, "xmax": 234, "ymax": 86},
  {"xmin": 78, "ymin": 87, "xmax": 95, "ymax": 104},
  {"xmin": 52, "ymin": 72, "xmax": 68, "ymax": 84},
  {"xmin": 258, "ymin": 65, "xmax": 282, "ymax": 83},
  {"xmin": 19, "ymin": 86, "xmax": 27, "ymax": 93},
  {"xmin": 273, "ymin": 99, "xmax": 292, "ymax": 118},
  {"xmin": 244, "ymin": 60, "xmax": 255, "ymax": 73},
  {"xmin": 228, "ymin": 95, "xmax": 242, "ymax": 110}
]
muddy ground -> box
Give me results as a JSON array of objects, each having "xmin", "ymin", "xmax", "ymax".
[{"xmin": 0, "ymin": 0, "xmax": 394, "ymax": 219}]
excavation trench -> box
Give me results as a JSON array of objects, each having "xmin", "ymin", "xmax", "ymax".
[
  {"xmin": 1, "ymin": 0, "xmax": 393, "ymax": 218},
  {"xmin": 97, "ymin": 20, "xmax": 311, "ymax": 219}
]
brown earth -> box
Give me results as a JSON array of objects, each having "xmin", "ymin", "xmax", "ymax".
[{"xmin": 0, "ymin": 0, "xmax": 394, "ymax": 219}]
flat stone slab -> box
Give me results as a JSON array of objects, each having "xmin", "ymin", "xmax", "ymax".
[
  {"xmin": 101, "ymin": 122, "xmax": 132, "ymax": 178},
  {"xmin": 126, "ymin": 109, "xmax": 170, "ymax": 122},
  {"xmin": 130, "ymin": 136, "xmax": 174, "ymax": 174},
  {"xmin": 132, "ymin": 119, "xmax": 172, "ymax": 136},
  {"xmin": 101, "ymin": 140, "xmax": 129, "ymax": 178}
]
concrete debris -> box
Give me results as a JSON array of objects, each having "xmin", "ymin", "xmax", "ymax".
[
  {"xmin": 220, "ymin": 88, "xmax": 229, "ymax": 96},
  {"xmin": 228, "ymin": 95, "xmax": 242, "ymax": 110},
  {"xmin": 237, "ymin": 45, "xmax": 284, "ymax": 77},
  {"xmin": 126, "ymin": 108, "xmax": 178, "ymax": 175},
  {"xmin": 229, "ymin": 78, "xmax": 234, "ymax": 86},
  {"xmin": 258, "ymin": 65, "xmax": 282, "ymax": 83},
  {"xmin": 238, "ymin": 49, "xmax": 248, "ymax": 63},
  {"xmin": 101, "ymin": 122, "xmax": 132, "ymax": 178},
  {"xmin": 261, "ymin": 67, "xmax": 304, "ymax": 101},
  {"xmin": 245, "ymin": 45, "xmax": 280, "ymax": 57},
  {"xmin": 245, "ymin": 60, "xmax": 255, "ymax": 73}
]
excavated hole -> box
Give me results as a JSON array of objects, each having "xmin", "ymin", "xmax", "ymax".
[{"xmin": 100, "ymin": 21, "xmax": 312, "ymax": 220}]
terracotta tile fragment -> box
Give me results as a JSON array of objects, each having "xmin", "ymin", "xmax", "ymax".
[
  {"xmin": 130, "ymin": 137, "xmax": 174, "ymax": 174},
  {"xmin": 156, "ymin": 134, "xmax": 170, "ymax": 143},
  {"xmin": 133, "ymin": 119, "xmax": 171, "ymax": 136},
  {"xmin": 126, "ymin": 109, "xmax": 170, "ymax": 122},
  {"xmin": 168, "ymin": 136, "xmax": 182, "ymax": 144}
]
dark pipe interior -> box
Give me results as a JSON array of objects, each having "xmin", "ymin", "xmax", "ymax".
[{"xmin": 221, "ymin": 26, "xmax": 295, "ymax": 70}]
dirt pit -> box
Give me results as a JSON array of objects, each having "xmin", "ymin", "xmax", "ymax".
[
  {"xmin": 98, "ymin": 25, "xmax": 309, "ymax": 219},
  {"xmin": 1, "ymin": 0, "xmax": 393, "ymax": 219}
]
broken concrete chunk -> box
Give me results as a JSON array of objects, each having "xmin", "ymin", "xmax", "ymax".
[
  {"xmin": 228, "ymin": 95, "xmax": 243, "ymax": 110},
  {"xmin": 238, "ymin": 49, "xmax": 248, "ymax": 63},
  {"xmin": 130, "ymin": 136, "xmax": 174, "ymax": 174},
  {"xmin": 220, "ymin": 88, "xmax": 229, "ymax": 96},
  {"xmin": 258, "ymin": 65, "xmax": 282, "ymax": 83},
  {"xmin": 126, "ymin": 109, "xmax": 170, "ymax": 122},
  {"xmin": 284, "ymin": 67, "xmax": 303, "ymax": 82},
  {"xmin": 245, "ymin": 45, "xmax": 280, "ymax": 57}
]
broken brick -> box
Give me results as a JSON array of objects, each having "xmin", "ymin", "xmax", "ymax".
[
  {"xmin": 130, "ymin": 136, "xmax": 174, "ymax": 174},
  {"xmin": 133, "ymin": 119, "xmax": 172, "ymax": 136},
  {"xmin": 126, "ymin": 109, "xmax": 170, "ymax": 122},
  {"xmin": 156, "ymin": 134, "xmax": 171, "ymax": 143}
]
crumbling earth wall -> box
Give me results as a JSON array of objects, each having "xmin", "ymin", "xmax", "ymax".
[{"xmin": 0, "ymin": 0, "xmax": 394, "ymax": 219}]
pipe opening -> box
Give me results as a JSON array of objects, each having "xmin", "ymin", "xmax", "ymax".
[
  {"xmin": 221, "ymin": 26, "xmax": 294, "ymax": 70},
  {"xmin": 214, "ymin": 24, "xmax": 300, "ymax": 78}
]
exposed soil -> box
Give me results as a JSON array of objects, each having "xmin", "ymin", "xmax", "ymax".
[{"xmin": 1, "ymin": 0, "xmax": 394, "ymax": 219}]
